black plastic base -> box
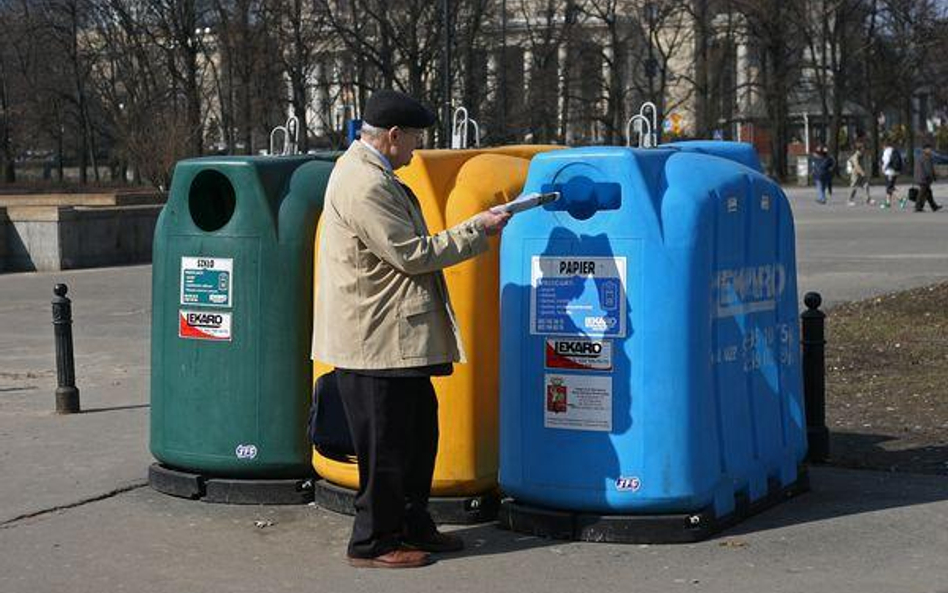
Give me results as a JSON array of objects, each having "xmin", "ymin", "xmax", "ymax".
[
  {"xmin": 498, "ymin": 468, "xmax": 810, "ymax": 544},
  {"xmin": 148, "ymin": 463, "xmax": 315, "ymax": 505},
  {"xmin": 312, "ymin": 478, "xmax": 500, "ymax": 524}
]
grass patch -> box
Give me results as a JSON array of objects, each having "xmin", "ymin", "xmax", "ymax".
[{"xmin": 825, "ymin": 282, "xmax": 948, "ymax": 475}]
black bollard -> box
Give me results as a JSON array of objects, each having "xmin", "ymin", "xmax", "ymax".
[
  {"xmin": 52, "ymin": 284, "xmax": 80, "ymax": 414},
  {"xmin": 801, "ymin": 291, "xmax": 828, "ymax": 462}
]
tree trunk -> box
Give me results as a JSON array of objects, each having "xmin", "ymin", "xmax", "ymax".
[
  {"xmin": 693, "ymin": 0, "xmax": 710, "ymax": 138},
  {"xmin": 292, "ymin": 77, "xmax": 308, "ymax": 152},
  {"xmin": 817, "ymin": 2, "xmax": 832, "ymax": 153},
  {"xmin": 56, "ymin": 120, "xmax": 64, "ymax": 182},
  {"xmin": 290, "ymin": 5, "xmax": 309, "ymax": 152},
  {"xmin": 829, "ymin": 6, "xmax": 845, "ymax": 167},
  {"xmin": 186, "ymin": 58, "xmax": 203, "ymax": 156},
  {"xmin": 864, "ymin": 0, "xmax": 880, "ymax": 176},
  {"xmin": 70, "ymin": 3, "xmax": 88, "ymax": 185},
  {"xmin": 0, "ymin": 52, "xmax": 14, "ymax": 183},
  {"xmin": 606, "ymin": 30, "xmax": 623, "ymax": 145},
  {"xmin": 78, "ymin": 115, "xmax": 88, "ymax": 185}
]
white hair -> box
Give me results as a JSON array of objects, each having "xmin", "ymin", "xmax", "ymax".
[{"xmin": 359, "ymin": 122, "xmax": 386, "ymax": 139}]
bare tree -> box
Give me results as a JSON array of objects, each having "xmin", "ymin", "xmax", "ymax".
[
  {"xmin": 509, "ymin": 0, "xmax": 581, "ymax": 143},
  {"xmin": 648, "ymin": 1, "xmax": 698, "ymax": 139},
  {"xmin": 5, "ymin": 0, "xmax": 74, "ymax": 183},
  {"xmin": 582, "ymin": 0, "xmax": 639, "ymax": 144},
  {"xmin": 585, "ymin": 0, "xmax": 694, "ymax": 144},
  {"xmin": 456, "ymin": 0, "xmax": 493, "ymax": 134},
  {"xmin": 686, "ymin": 0, "xmax": 713, "ymax": 138},
  {"xmin": 208, "ymin": 0, "xmax": 269, "ymax": 154},
  {"xmin": 32, "ymin": 0, "xmax": 104, "ymax": 184},
  {"xmin": 262, "ymin": 0, "xmax": 328, "ymax": 151},
  {"xmin": 317, "ymin": 0, "xmax": 456, "ymax": 144},
  {"xmin": 881, "ymin": 0, "xmax": 943, "ymax": 169},
  {"xmin": 792, "ymin": 0, "xmax": 868, "ymax": 165},
  {"xmin": 0, "ymin": 2, "xmax": 19, "ymax": 182},
  {"xmin": 143, "ymin": 0, "xmax": 208, "ymax": 156},
  {"xmin": 730, "ymin": 0, "xmax": 807, "ymax": 179}
]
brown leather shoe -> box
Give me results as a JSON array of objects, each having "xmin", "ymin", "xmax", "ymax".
[
  {"xmin": 347, "ymin": 548, "xmax": 432, "ymax": 569},
  {"xmin": 403, "ymin": 530, "xmax": 464, "ymax": 553}
]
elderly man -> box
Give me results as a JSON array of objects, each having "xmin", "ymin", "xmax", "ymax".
[{"xmin": 312, "ymin": 90, "xmax": 510, "ymax": 569}]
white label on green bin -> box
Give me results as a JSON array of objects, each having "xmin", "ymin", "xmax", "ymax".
[
  {"xmin": 235, "ymin": 444, "xmax": 258, "ymax": 459},
  {"xmin": 180, "ymin": 256, "xmax": 233, "ymax": 307},
  {"xmin": 530, "ymin": 256, "xmax": 626, "ymax": 337},
  {"xmin": 178, "ymin": 309, "xmax": 232, "ymax": 341},
  {"xmin": 544, "ymin": 373, "xmax": 612, "ymax": 432}
]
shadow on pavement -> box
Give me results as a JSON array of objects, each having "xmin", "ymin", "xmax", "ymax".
[
  {"xmin": 443, "ymin": 441, "xmax": 948, "ymax": 550},
  {"xmin": 0, "ymin": 386, "xmax": 38, "ymax": 393},
  {"xmin": 438, "ymin": 522, "xmax": 562, "ymax": 559},
  {"xmin": 721, "ymin": 462, "xmax": 948, "ymax": 538},
  {"xmin": 827, "ymin": 431, "xmax": 948, "ymax": 476},
  {"xmin": 79, "ymin": 403, "xmax": 150, "ymax": 414}
]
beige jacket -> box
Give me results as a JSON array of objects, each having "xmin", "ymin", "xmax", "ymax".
[{"xmin": 312, "ymin": 141, "xmax": 489, "ymax": 370}]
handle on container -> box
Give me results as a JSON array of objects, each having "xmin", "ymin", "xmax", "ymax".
[{"xmin": 626, "ymin": 114, "xmax": 652, "ymax": 148}]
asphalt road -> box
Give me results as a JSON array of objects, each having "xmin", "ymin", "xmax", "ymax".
[{"xmin": 790, "ymin": 181, "xmax": 948, "ymax": 306}]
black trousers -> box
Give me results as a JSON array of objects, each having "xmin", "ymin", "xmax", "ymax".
[
  {"xmin": 335, "ymin": 370, "xmax": 439, "ymax": 558},
  {"xmin": 915, "ymin": 184, "xmax": 938, "ymax": 211}
]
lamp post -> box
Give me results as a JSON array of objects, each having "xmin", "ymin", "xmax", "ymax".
[
  {"xmin": 499, "ymin": 0, "xmax": 507, "ymax": 142},
  {"xmin": 643, "ymin": 2, "xmax": 658, "ymax": 108}
]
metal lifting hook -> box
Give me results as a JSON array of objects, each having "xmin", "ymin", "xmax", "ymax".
[
  {"xmin": 269, "ymin": 114, "xmax": 300, "ymax": 156},
  {"xmin": 452, "ymin": 106, "xmax": 480, "ymax": 149},
  {"xmin": 639, "ymin": 101, "xmax": 658, "ymax": 148},
  {"xmin": 626, "ymin": 114, "xmax": 652, "ymax": 148}
]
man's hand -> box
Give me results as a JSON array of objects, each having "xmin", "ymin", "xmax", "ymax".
[{"xmin": 474, "ymin": 210, "xmax": 512, "ymax": 236}]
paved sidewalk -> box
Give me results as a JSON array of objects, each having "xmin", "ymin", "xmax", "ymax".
[
  {"xmin": 1, "ymin": 182, "xmax": 947, "ymax": 593},
  {"xmin": 1, "ymin": 467, "xmax": 945, "ymax": 593}
]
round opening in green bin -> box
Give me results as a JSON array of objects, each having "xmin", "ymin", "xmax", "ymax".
[{"xmin": 189, "ymin": 170, "xmax": 236, "ymax": 232}]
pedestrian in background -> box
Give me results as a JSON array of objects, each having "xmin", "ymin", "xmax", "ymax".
[
  {"xmin": 810, "ymin": 145, "xmax": 835, "ymax": 204},
  {"xmin": 847, "ymin": 145, "xmax": 872, "ymax": 206},
  {"xmin": 913, "ymin": 144, "xmax": 942, "ymax": 212},
  {"xmin": 881, "ymin": 139, "xmax": 904, "ymax": 209}
]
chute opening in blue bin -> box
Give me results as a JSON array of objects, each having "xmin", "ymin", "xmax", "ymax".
[{"xmin": 541, "ymin": 177, "xmax": 622, "ymax": 220}]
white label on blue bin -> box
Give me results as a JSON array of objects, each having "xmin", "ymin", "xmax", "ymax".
[
  {"xmin": 544, "ymin": 374, "xmax": 612, "ymax": 432},
  {"xmin": 181, "ymin": 256, "xmax": 233, "ymax": 307},
  {"xmin": 545, "ymin": 338, "xmax": 612, "ymax": 371},
  {"xmin": 615, "ymin": 476, "xmax": 641, "ymax": 492},
  {"xmin": 530, "ymin": 256, "xmax": 626, "ymax": 337}
]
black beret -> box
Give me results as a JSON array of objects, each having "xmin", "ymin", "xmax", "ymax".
[{"xmin": 363, "ymin": 89, "xmax": 437, "ymax": 129}]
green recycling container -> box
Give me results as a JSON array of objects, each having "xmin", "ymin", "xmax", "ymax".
[{"xmin": 150, "ymin": 154, "xmax": 335, "ymax": 478}]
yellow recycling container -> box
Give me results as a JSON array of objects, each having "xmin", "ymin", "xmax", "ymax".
[{"xmin": 312, "ymin": 146, "xmax": 559, "ymax": 497}]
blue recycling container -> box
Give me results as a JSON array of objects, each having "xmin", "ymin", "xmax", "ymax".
[
  {"xmin": 498, "ymin": 144, "xmax": 806, "ymax": 518},
  {"xmin": 661, "ymin": 140, "xmax": 763, "ymax": 172}
]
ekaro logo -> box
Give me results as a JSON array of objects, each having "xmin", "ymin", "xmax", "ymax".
[
  {"xmin": 178, "ymin": 310, "xmax": 232, "ymax": 341},
  {"xmin": 545, "ymin": 339, "xmax": 612, "ymax": 371}
]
